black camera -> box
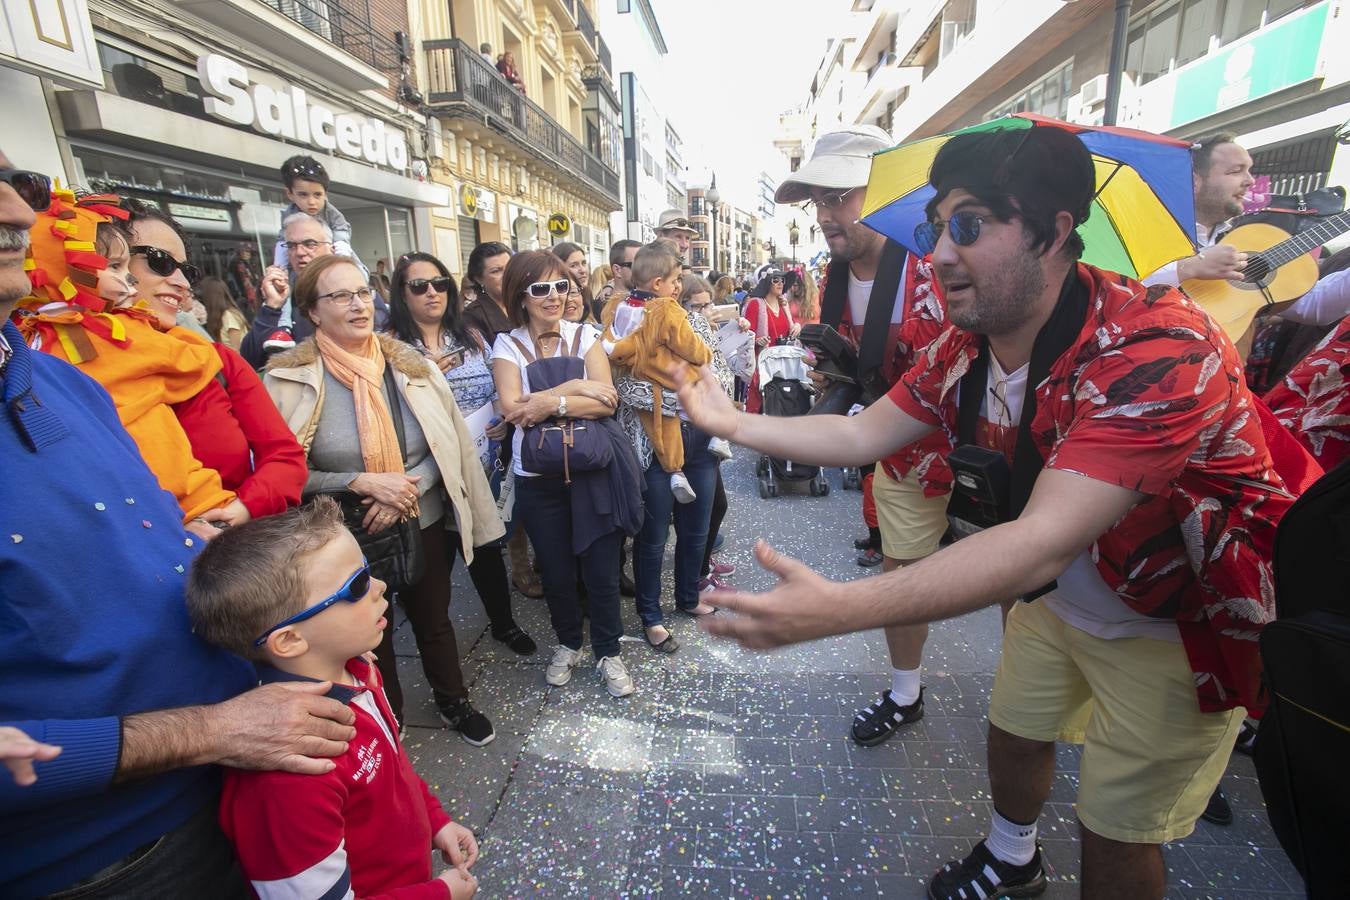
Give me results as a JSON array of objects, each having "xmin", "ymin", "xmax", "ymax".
[{"xmin": 945, "ymin": 445, "xmax": 1012, "ymax": 538}]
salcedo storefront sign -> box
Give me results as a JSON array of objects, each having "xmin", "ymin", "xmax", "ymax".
[{"xmin": 196, "ymin": 53, "xmax": 408, "ymax": 170}]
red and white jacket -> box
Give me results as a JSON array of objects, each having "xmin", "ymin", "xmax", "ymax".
[{"xmin": 219, "ymin": 659, "xmax": 455, "ymax": 900}]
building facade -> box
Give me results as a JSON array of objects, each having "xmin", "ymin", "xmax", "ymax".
[
  {"xmin": 845, "ymin": 0, "xmax": 1349, "ymax": 206},
  {"xmin": 412, "ymin": 0, "xmax": 622, "ymax": 275},
  {"xmin": 599, "ymin": 0, "xmax": 685, "ymax": 243},
  {"xmin": 687, "ymin": 184, "xmax": 733, "ymax": 277},
  {"xmin": 5, "ymin": 0, "xmax": 448, "ymax": 283}
]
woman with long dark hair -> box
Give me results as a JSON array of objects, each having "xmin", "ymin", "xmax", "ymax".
[
  {"xmin": 196, "ymin": 276, "xmax": 247, "ymax": 350},
  {"xmin": 552, "ymin": 242, "xmax": 594, "ymax": 322},
  {"xmin": 385, "ymin": 252, "xmax": 535, "ymax": 655}
]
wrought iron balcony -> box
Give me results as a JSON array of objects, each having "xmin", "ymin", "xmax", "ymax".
[
  {"xmin": 423, "ymin": 38, "xmax": 621, "ymax": 206},
  {"xmin": 262, "ymin": 0, "xmax": 401, "ymax": 71},
  {"xmin": 576, "ymin": 2, "xmax": 597, "ymax": 48},
  {"xmin": 597, "ymin": 36, "xmax": 611, "ymax": 75}
]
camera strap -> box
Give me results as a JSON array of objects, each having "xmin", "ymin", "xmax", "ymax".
[
  {"xmin": 820, "ymin": 239, "xmax": 909, "ymax": 397},
  {"xmin": 955, "ymin": 268, "xmax": 1090, "ymax": 596}
]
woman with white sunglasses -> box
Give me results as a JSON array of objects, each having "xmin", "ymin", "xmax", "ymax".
[{"xmin": 490, "ymin": 251, "xmax": 643, "ymax": 697}]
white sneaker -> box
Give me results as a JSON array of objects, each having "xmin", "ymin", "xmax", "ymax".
[
  {"xmin": 596, "ymin": 655, "xmax": 635, "ymax": 697},
  {"xmin": 670, "ymin": 471, "xmax": 697, "ymax": 504},
  {"xmin": 546, "ymin": 645, "xmax": 584, "ymax": 686},
  {"xmin": 708, "ymin": 437, "xmax": 734, "ymax": 461}
]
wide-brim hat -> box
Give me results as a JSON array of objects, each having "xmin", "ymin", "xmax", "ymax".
[
  {"xmin": 656, "ymin": 208, "xmax": 699, "ymax": 236},
  {"xmin": 774, "ymin": 125, "xmax": 894, "ymax": 205}
]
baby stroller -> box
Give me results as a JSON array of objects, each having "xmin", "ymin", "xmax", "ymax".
[{"xmin": 754, "ymin": 343, "xmax": 831, "ymax": 499}]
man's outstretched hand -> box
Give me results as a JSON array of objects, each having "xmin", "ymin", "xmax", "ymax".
[
  {"xmin": 672, "ymin": 362, "xmax": 741, "ymax": 441},
  {"xmin": 700, "ymin": 541, "xmax": 855, "ymax": 649}
]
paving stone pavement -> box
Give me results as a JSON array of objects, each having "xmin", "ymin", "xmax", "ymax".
[{"xmin": 392, "ymin": 450, "xmax": 1302, "ymax": 899}]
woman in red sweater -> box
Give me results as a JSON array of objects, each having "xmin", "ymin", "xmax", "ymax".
[
  {"xmin": 742, "ymin": 269, "xmax": 800, "ymax": 414},
  {"xmin": 120, "ymin": 200, "xmax": 307, "ymax": 519}
]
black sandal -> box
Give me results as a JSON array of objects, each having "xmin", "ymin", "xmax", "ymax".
[{"xmin": 644, "ymin": 628, "xmax": 680, "ymax": 653}]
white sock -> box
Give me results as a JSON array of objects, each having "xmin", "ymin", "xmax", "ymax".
[
  {"xmin": 889, "ymin": 667, "xmax": 922, "ymax": 706},
  {"xmin": 986, "ymin": 809, "xmax": 1038, "ymax": 866}
]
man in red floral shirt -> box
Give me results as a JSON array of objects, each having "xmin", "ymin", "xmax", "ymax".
[{"xmin": 678, "ymin": 126, "xmax": 1293, "ymax": 900}]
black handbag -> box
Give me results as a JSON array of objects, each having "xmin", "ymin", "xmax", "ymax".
[{"xmin": 318, "ymin": 365, "xmax": 424, "ymax": 591}]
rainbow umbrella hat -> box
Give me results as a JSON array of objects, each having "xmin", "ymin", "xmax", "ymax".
[{"xmin": 859, "ymin": 113, "xmax": 1197, "ymax": 280}]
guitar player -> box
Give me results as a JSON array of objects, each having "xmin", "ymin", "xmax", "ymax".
[{"xmin": 1144, "ymin": 132, "xmax": 1253, "ymax": 293}]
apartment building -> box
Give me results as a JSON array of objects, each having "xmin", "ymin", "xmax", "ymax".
[
  {"xmin": 413, "ymin": 0, "xmax": 622, "ymax": 272},
  {"xmin": 844, "ymin": 0, "xmax": 1348, "ymax": 195}
]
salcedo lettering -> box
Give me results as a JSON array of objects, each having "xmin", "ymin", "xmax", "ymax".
[{"xmin": 196, "ymin": 53, "xmax": 408, "ymax": 170}]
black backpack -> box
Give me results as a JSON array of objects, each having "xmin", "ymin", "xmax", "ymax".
[{"xmin": 1255, "ymin": 457, "xmax": 1350, "ymax": 897}]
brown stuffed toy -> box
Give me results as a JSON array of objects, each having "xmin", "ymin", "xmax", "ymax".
[{"xmin": 607, "ymin": 296, "xmax": 712, "ymax": 472}]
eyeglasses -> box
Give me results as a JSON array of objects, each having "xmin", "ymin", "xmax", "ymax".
[
  {"xmin": 613, "ymin": 261, "xmax": 633, "ymax": 270},
  {"xmin": 527, "ymin": 279, "xmax": 571, "ymax": 299},
  {"xmin": 284, "ymin": 239, "xmax": 332, "ymax": 253},
  {"xmin": 408, "ymin": 276, "xmax": 452, "ymax": 296},
  {"xmin": 253, "ymin": 561, "xmax": 372, "ymax": 647},
  {"xmin": 317, "ymin": 286, "xmax": 374, "ymax": 306},
  {"xmin": 130, "ymin": 245, "xmax": 202, "ymax": 285},
  {"xmin": 687, "ymin": 301, "xmax": 712, "ymax": 311},
  {"xmin": 0, "ymin": 169, "xmax": 52, "ymax": 211},
  {"xmin": 913, "ymin": 211, "xmax": 986, "ymax": 256},
  {"xmin": 802, "ymin": 187, "xmax": 858, "ymax": 213},
  {"xmin": 770, "ymin": 276, "xmax": 784, "ymax": 284}
]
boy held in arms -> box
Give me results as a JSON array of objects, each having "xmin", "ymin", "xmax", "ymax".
[
  {"xmin": 602, "ymin": 239, "xmax": 712, "ymax": 503},
  {"xmin": 274, "ymin": 155, "xmax": 363, "ymax": 273},
  {"xmin": 187, "ymin": 498, "xmax": 478, "ymax": 899}
]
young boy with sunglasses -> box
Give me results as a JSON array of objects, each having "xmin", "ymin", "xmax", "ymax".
[{"xmin": 187, "ymin": 498, "xmax": 479, "ymax": 899}]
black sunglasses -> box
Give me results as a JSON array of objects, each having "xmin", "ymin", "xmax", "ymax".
[
  {"xmin": 527, "ymin": 279, "xmax": 571, "ymax": 299},
  {"xmin": 408, "ymin": 276, "xmax": 452, "ymax": 296},
  {"xmin": 913, "ymin": 211, "xmax": 986, "ymax": 256},
  {"xmin": 0, "ymin": 169, "xmax": 52, "ymax": 211},
  {"xmin": 130, "ymin": 245, "xmax": 202, "ymax": 285}
]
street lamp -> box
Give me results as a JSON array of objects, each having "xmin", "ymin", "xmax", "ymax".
[
  {"xmin": 706, "ymin": 174, "xmax": 720, "ymax": 275},
  {"xmin": 1102, "ymin": 0, "xmax": 1132, "ymax": 126},
  {"xmin": 789, "ymin": 219, "xmax": 800, "ymax": 264}
]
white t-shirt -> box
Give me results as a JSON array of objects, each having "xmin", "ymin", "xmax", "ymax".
[
  {"xmin": 968, "ymin": 353, "xmax": 1180, "ymax": 642},
  {"xmin": 847, "ymin": 270, "xmax": 872, "ymax": 329},
  {"xmin": 490, "ymin": 320, "xmax": 600, "ymax": 477}
]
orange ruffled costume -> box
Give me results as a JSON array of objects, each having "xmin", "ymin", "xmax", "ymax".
[{"xmin": 14, "ymin": 188, "xmax": 235, "ymax": 521}]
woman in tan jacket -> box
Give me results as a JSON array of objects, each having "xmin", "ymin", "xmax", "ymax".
[{"xmin": 265, "ymin": 255, "xmax": 504, "ymax": 746}]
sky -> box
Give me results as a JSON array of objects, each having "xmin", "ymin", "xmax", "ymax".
[{"xmin": 654, "ymin": 0, "xmax": 852, "ymax": 211}]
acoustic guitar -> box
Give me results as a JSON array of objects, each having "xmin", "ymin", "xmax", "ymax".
[{"xmin": 1182, "ymin": 209, "xmax": 1350, "ymax": 343}]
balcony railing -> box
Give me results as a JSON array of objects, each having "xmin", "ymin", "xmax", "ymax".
[
  {"xmin": 423, "ymin": 38, "xmax": 621, "ymax": 204},
  {"xmin": 598, "ymin": 36, "xmax": 612, "ymax": 74},
  {"xmin": 576, "ymin": 2, "xmax": 597, "ymax": 48},
  {"xmin": 263, "ymin": 0, "xmax": 401, "ymax": 71}
]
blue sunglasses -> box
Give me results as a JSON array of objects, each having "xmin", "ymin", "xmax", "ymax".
[
  {"xmin": 914, "ymin": 210, "xmax": 986, "ymax": 256},
  {"xmin": 253, "ymin": 560, "xmax": 372, "ymax": 647}
]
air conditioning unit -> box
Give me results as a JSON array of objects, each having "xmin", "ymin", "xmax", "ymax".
[{"xmin": 1080, "ymin": 74, "xmax": 1109, "ymax": 108}]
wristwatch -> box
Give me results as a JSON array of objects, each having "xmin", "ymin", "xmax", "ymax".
[{"xmin": 557, "ymin": 395, "xmax": 567, "ymax": 416}]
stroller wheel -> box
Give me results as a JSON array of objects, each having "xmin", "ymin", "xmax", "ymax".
[
  {"xmin": 758, "ymin": 477, "xmax": 771, "ymax": 500},
  {"xmin": 757, "ymin": 456, "xmax": 769, "ymax": 477},
  {"xmin": 843, "ymin": 468, "xmax": 860, "ymax": 490}
]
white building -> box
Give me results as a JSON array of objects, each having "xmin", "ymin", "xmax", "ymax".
[{"xmin": 600, "ymin": 0, "xmax": 686, "ymax": 242}]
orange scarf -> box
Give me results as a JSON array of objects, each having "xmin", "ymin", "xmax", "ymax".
[{"xmin": 315, "ymin": 331, "xmax": 404, "ymax": 474}]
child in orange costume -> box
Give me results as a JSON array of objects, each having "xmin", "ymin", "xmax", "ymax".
[
  {"xmin": 13, "ymin": 190, "xmax": 238, "ymax": 529},
  {"xmin": 603, "ymin": 240, "xmax": 711, "ymax": 503}
]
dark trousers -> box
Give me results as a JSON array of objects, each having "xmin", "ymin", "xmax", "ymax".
[
  {"xmin": 458, "ymin": 536, "xmax": 515, "ymax": 632},
  {"xmin": 44, "ymin": 803, "xmax": 247, "ymax": 899},
  {"xmin": 376, "ymin": 517, "xmax": 469, "ymax": 723},
  {"xmin": 516, "ymin": 476, "xmax": 624, "ymax": 660},
  {"xmin": 701, "ymin": 467, "xmax": 728, "ymax": 577},
  {"xmin": 635, "ymin": 423, "xmax": 717, "ymax": 624}
]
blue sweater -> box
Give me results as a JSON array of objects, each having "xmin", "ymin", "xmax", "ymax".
[{"xmin": 0, "ymin": 322, "xmax": 254, "ymax": 898}]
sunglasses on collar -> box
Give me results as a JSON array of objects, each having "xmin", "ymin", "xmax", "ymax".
[{"xmin": 0, "ymin": 169, "xmax": 52, "ymax": 211}]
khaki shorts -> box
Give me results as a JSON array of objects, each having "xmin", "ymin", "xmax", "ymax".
[
  {"xmin": 873, "ymin": 465, "xmax": 950, "ymax": 561},
  {"xmin": 988, "ymin": 600, "xmax": 1244, "ymax": 844}
]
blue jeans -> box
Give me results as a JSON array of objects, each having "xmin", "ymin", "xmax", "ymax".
[
  {"xmin": 634, "ymin": 422, "xmax": 718, "ymax": 626},
  {"xmin": 517, "ymin": 475, "xmax": 624, "ymax": 660}
]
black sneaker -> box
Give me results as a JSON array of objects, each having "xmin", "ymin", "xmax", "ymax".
[
  {"xmin": 439, "ymin": 700, "xmax": 496, "ymax": 747},
  {"xmin": 492, "ymin": 623, "xmax": 537, "ymax": 656},
  {"xmin": 851, "ymin": 688, "xmax": 924, "ymax": 746},
  {"xmin": 929, "ymin": 839, "xmax": 1046, "ymax": 900},
  {"xmin": 857, "ymin": 548, "xmax": 884, "ymax": 567},
  {"xmin": 854, "ymin": 535, "xmax": 873, "ymax": 551},
  {"xmin": 1201, "ymin": 783, "xmax": 1233, "ymax": 826}
]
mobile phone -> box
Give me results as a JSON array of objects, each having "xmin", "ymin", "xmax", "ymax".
[{"xmin": 708, "ymin": 304, "xmax": 741, "ymax": 324}]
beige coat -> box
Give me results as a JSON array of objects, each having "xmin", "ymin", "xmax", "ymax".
[{"xmin": 264, "ymin": 333, "xmax": 504, "ymax": 562}]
